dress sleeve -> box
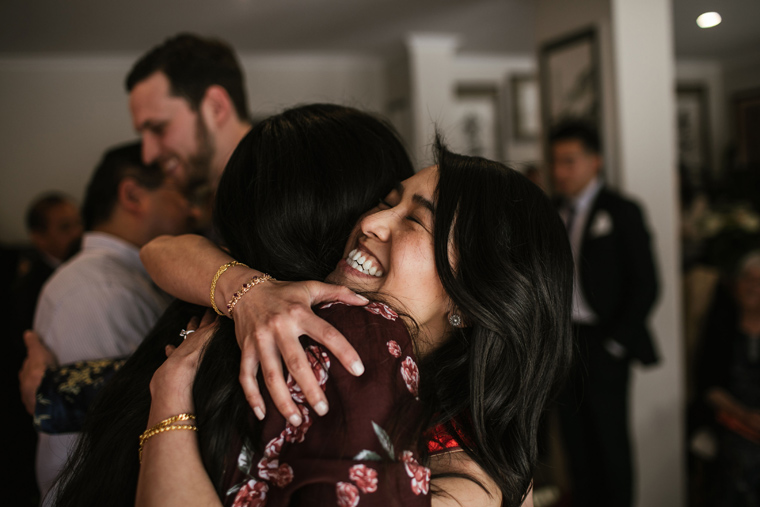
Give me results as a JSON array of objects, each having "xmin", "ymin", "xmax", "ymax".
[
  {"xmin": 223, "ymin": 302, "xmax": 431, "ymax": 507},
  {"xmin": 35, "ymin": 357, "xmax": 127, "ymax": 434}
]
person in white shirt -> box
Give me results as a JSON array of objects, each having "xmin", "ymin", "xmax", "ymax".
[{"xmin": 33, "ymin": 142, "xmax": 198, "ymax": 503}]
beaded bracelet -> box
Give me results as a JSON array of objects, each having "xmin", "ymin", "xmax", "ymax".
[
  {"xmin": 210, "ymin": 261, "xmax": 248, "ymax": 316},
  {"xmin": 227, "ymin": 274, "xmax": 275, "ymax": 318},
  {"xmin": 138, "ymin": 413, "xmax": 197, "ymax": 464}
]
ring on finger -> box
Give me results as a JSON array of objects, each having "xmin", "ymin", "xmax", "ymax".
[{"xmin": 179, "ymin": 329, "xmax": 196, "ymax": 340}]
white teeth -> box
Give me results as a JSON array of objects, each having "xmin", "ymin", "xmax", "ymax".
[{"xmin": 345, "ymin": 249, "xmax": 383, "ymax": 277}]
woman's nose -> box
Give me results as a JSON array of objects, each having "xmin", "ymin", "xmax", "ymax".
[{"xmin": 360, "ymin": 207, "xmax": 393, "ymax": 242}]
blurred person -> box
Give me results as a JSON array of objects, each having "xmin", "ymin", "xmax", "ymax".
[
  {"xmin": 550, "ymin": 120, "xmax": 659, "ymax": 507},
  {"xmin": 126, "ymin": 33, "xmax": 252, "ymax": 215},
  {"xmin": 7, "ymin": 193, "xmax": 81, "ymax": 507},
  {"xmin": 33, "ymin": 142, "xmax": 197, "ymax": 503},
  {"xmin": 15, "ymin": 193, "xmax": 83, "ymax": 331},
  {"xmin": 523, "ymin": 164, "xmax": 546, "ymax": 193},
  {"xmin": 694, "ymin": 251, "xmax": 760, "ymax": 506}
]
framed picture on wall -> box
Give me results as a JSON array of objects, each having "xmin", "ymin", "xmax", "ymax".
[
  {"xmin": 449, "ymin": 85, "xmax": 503, "ymax": 162},
  {"xmin": 510, "ymin": 74, "xmax": 540, "ymax": 141},
  {"xmin": 735, "ymin": 89, "xmax": 760, "ymax": 167},
  {"xmin": 676, "ymin": 85, "xmax": 710, "ymax": 185},
  {"xmin": 539, "ymin": 27, "xmax": 600, "ymax": 130}
]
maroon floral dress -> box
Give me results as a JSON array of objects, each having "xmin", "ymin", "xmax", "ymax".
[{"xmin": 222, "ymin": 302, "xmax": 432, "ymax": 507}]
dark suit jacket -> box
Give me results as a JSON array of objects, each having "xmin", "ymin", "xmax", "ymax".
[{"xmin": 576, "ymin": 187, "xmax": 660, "ymax": 365}]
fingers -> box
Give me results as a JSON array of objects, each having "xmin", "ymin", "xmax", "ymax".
[
  {"xmin": 300, "ymin": 315, "xmax": 364, "ymax": 376},
  {"xmin": 239, "ymin": 348, "xmax": 265, "ymax": 420},
  {"xmin": 307, "ymin": 281, "xmax": 369, "ymax": 307},
  {"xmin": 23, "ymin": 330, "xmax": 57, "ymax": 368},
  {"xmin": 258, "ymin": 337, "xmax": 304, "ymax": 427},
  {"xmin": 199, "ymin": 309, "xmax": 216, "ymax": 328},
  {"xmin": 165, "ymin": 344, "xmax": 176, "ymax": 358}
]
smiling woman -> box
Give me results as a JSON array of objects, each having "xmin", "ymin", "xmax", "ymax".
[{"xmin": 51, "ymin": 106, "xmax": 572, "ymax": 507}]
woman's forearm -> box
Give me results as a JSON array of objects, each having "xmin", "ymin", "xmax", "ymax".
[
  {"xmin": 135, "ymin": 406, "xmax": 221, "ymax": 507},
  {"xmin": 140, "ymin": 234, "xmax": 260, "ymax": 310}
]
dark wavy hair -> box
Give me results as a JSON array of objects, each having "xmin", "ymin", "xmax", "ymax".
[
  {"xmin": 418, "ymin": 138, "xmax": 574, "ymax": 506},
  {"xmin": 52, "ymin": 104, "xmax": 413, "ymax": 507}
]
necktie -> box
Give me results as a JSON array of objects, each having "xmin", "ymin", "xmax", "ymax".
[{"xmin": 565, "ymin": 204, "xmax": 576, "ymax": 236}]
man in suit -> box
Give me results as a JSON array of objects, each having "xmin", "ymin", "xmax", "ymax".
[{"xmin": 550, "ymin": 120, "xmax": 659, "ymax": 507}]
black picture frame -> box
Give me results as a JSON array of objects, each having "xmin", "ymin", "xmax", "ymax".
[{"xmin": 539, "ymin": 27, "xmax": 601, "ymax": 131}]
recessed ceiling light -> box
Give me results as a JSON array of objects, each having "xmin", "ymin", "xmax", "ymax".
[{"xmin": 696, "ymin": 12, "xmax": 722, "ymax": 29}]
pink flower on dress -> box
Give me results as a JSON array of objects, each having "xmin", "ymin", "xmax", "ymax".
[
  {"xmin": 349, "ymin": 464, "xmax": 378, "ymax": 493},
  {"xmin": 336, "ymin": 481, "xmax": 360, "ymax": 507},
  {"xmin": 264, "ymin": 435, "xmax": 284, "ymax": 459},
  {"xmin": 306, "ymin": 345, "xmax": 331, "ymax": 387},
  {"xmin": 386, "ymin": 340, "xmax": 402, "ymax": 358},
  {"xmin": 257, "ymin": 457, "xmax": 294, "ymax": 488},
  {"xmin": 232, "ymin": 478, "xmax": 268, "ymax": 507},
  {"xmin": 400, "ymin": 356, "xmax": 419, "ymax": 397},
  {"xmin": 283, "ymin": 405, "xmax": 312, "ymax": 443},
  {"xmin": 286, "ymin": 373, "xmax": 307, "ymax": 404},
  {"xmin": 400, "ymin": 451, "xmax": 431, "ymax": 496},
  {"xmin": 363, "ymin": 301, "xmax": 398, "ymax": 321}
]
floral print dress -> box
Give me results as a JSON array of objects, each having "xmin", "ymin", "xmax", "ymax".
[{"xmin": 222, "ymin": 302, "xmax": 432, "ymax": 507}]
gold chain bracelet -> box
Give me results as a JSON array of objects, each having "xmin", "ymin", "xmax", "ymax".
[
  {"xmin": 227, "ymin": 274, "xmax": 275, "ymax": 318},
  {"xmin": 210, "ymin": 261, "xmax": 248, "ymax": 316},
  {"xmin": 138, "ymin": 413, "xmax": 197, "ymax": 464}
]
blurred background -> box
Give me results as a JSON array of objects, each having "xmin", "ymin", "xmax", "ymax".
[{"xmin": 2, "ymin": 1, "xmax": 759, "ymax": 506}]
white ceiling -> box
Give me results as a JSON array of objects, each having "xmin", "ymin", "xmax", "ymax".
[{"xmin": 1, "ymin": 0, "xmax": 757, "ymax": 60}]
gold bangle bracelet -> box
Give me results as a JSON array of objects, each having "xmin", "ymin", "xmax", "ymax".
[
  {"xmin": 210, "ymin": 261, "xmax": 248, "ymax": 316},
  {"xmin": 138, "ymin": 413, "xmax": 197, "ymax": 464},
  {"xmin": 226, "ymin": 274, "xmax": 275, "ymax": 318}
]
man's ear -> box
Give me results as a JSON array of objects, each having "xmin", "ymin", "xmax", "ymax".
[
  {"xmin": 118, "ymin": 178, "xmax": 147, "ymax": 215},
  {"xmin": 200, "ymin": 85, "xmax": 233, "ymax": 128}
]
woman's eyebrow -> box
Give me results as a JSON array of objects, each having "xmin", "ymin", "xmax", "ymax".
[{"xmin": 413, "ymin": 194, "xmax": 436, "ymax": 214}]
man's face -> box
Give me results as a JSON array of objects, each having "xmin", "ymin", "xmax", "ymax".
[
  {"xmin": 551, "ymin": 140, "xmax": 601, "ymax": 198},
  {"xmin": 142, "ymin": 176, "xmax": 199, "ymax": 240},
  {"xmin": 129, "ymin": 71, "xmax": 214, "ymax": 190},
  {"xmin": 33, "ymin": 201, "xmax": 83, "ymax": 261}
]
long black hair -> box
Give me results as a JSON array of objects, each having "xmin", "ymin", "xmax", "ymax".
[
  {"xmin": 53, "ymin": 103, "xmax": 413, "ymax": 507},
  {"xmin": 418, "ymin": 138, "xmax": 574, "ymax": 506}
]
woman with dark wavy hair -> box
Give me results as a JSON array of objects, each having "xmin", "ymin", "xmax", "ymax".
[{"xmin": 133, "ymin": 138, "xmax": 573, "ymax": 506}]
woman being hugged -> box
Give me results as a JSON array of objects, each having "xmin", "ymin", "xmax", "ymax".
[{"xmin": 137, "ymin": 138, "xmax": 573, "ymax": 506}]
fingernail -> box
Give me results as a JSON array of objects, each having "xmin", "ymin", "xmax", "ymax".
[
  {"xmin": 351, "ymin": 361, "xmax": 365, "ymax": 376},
  {"xmin": 355, "ymin": 293, "xmax": 369, "ymax": 302},
  {"xmin": 314, "ymin": 400, "xmax": 328, "ymax": 416},
  {"xmin": 253, "ymin": 406, "xmax": 265, "ymax": 420},
  {"xmin": 288, "ymin": 413, "xmax": 303, "ymax": 427}
]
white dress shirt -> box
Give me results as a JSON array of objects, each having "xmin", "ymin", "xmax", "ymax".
[
  {"xmin": 33, "ymin": 232, "xmax": 172, "ymax": 502},
  {"xmin": 559, "ymin": 177, "xmax": 603, "ymax": 325}
]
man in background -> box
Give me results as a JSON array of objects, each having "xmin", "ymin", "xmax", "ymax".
[
  {"xmin": 126, "ymin": 33, "xmax": 253, "ymax": 226},
  {"xmin": 550, "ymin": 120, "xmax": 659, "ymax": 507},
  {"xmin": 34, "ymin": 142, "xmax": 197, "ymax": 502},
  {"xmin": 8, "ymin": 193, "xmax": 82, "ymax": 507}
]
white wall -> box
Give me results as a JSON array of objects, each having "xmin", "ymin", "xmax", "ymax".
[
  {"xmin": 452, "ymin": 54, "xmax": 539, "ymax": 164},
  {"xmin": 0, "ymin": 53, "xmax": 387, "ymax": 244}
]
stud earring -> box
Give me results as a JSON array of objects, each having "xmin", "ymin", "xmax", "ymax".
[{"xmin": 449, "ymin": 314, "xmax": 462, "ymax": 327}]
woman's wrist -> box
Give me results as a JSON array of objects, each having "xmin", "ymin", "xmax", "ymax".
[{"xmin": 215, "ymin": 266, "xmax": 265, "ymax": 316}]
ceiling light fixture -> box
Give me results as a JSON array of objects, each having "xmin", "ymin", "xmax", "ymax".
[{"xmin": 696, "ymin": 12, "xmax": 722, "ymax": 29}]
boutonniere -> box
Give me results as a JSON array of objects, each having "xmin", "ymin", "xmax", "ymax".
[{"xmin": 590, "ymin": 210, "xmax": 613, "ymax": 237}]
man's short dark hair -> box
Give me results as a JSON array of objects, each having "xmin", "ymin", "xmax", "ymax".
[
  {"xmin": 126, "ymin": 33, "xmax": 249, "ymax": 121},
  {"xmin": 549, "ymin": 119, "xmax": 601, "ymax": 155},
  {"xmin": 26, "ymin": 193, "xmax": 73, "ymax": 233},
  {"xmin": 82, "ymin": 142, "xmax": 165, "ymax": 230}
]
